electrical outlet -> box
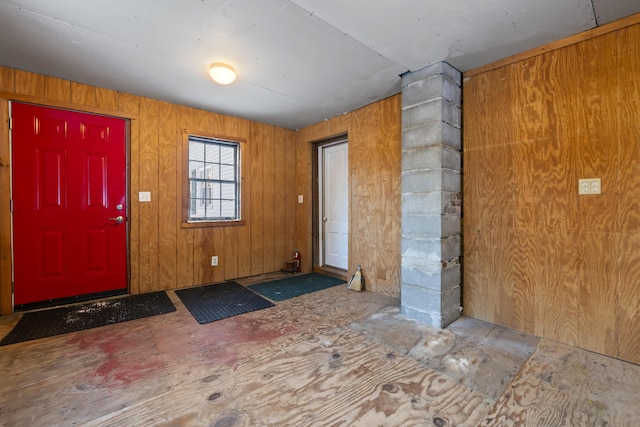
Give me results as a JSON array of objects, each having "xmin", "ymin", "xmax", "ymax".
[
  {"xmin": 211, "ymin": 256, "xmax": 218, "ymax": 266},
  {"xmin": 138, "ymin": 191, "xmax": 151, "ymax": 202},
  {"xmin": 578, "ymin": 178, "xmax": 601, "ymax": 195}
]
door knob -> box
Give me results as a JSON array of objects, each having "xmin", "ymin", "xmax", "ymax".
[
  {"xmin": 108, "ymin": 215, "xmax": 125, "ymax": 224},
  {"xmin": 323, "ymin": 217, "xmax": 328, "ymax": 222}
]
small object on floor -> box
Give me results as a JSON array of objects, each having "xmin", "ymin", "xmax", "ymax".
[
  {"xmin": 280, "ymin": 260, "xmax": 297, "ymax": 274},
  {"xmin": 347, "ymin": 265, "xmax": 364, "ymax": 292},
  {"xmin": 175, "ymin": 281, "xmax": 274, "ymax": 324},
  {"xmin": 0, "ymin": 292, "xmax": 176, "ymax": 346},
  {"xmin": 248, "ymin": 273, "xmax": 345, "ymax": 301}
]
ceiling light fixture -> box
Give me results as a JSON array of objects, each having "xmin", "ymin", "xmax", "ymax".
[{"xmin": 209, "ymin": 63, "xmax": 236, "ymax": 85}]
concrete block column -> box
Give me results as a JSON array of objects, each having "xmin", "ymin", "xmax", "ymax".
[{"xmin": 400, "ymin": 62, "xmax": 462, "ymax": 328}]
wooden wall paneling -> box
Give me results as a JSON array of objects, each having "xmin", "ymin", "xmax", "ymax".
[
  {"xmin": 373, "ymin": 96, "xmax": 401, "ymax": 296},
  {"xmin": 273, "ymin": 127, "xmax": 287, "ymax": 270},
  {"xmin": 516, "ymin": 54, "xmax": 581, "ymax": 343},
  {"xmin": 249, "ymin": 122, "xmax": 265, "ymax": 275},
  {"xmin": 0, "ymin": 66, "xmax": 15, "ymax": 91},
  {"xmin": 575, "ymin": 36, "xmax": 619, "ymax": 234},
  {"xmin": 283, "ymin": 129, "xmax": 297, "ymax": 265},
  {"xmin": 191, "ymin": 109, "xmax": 216, "ymax": 285},
  {"xmin": 462, "ymin": 73, "xmax": 492, "ymax": 322},
  {"xmin": 138, "ymin": 97, "xmax": 160, "ymax": 293},
  {"xmin": 71, "ymin": 82, "xmax": 96, "ymax": 107},
  {"xmin": 204, "ymin": 112, "xmax": 226, "ymax": 283},
  {"xmin": 0, "ymin": 99, "xmax": 10, "ymax": 315},
  {"xmin": 220, "ymin": 115, "xmax": 237, "ymax": 280},
  {"xmin": 212, "ymin": 227, "xmax": 226, "ymax": 284},
  {"xmin": 224, "ymin": 226, "xmax": 239, "ymax": 280},
  {"xmin": 235, "ymin": 119, "xmax": 252, "ymax": 278},
  {"xmin": 329, "ymin": 114, "xmax": 351, "ymax": 136},
  {"xmin": 532, "ymin": 229, "xmax": 577, "ymax": 346},
  {"xmin": 614, "ymin": 25, "xmax": 640, "ymax": 364},
  {"xmin": 572, "ymin": 35, "xmax": 620, "ymax": 355},
  {"xmin": 351, "ymin": 105, "xmax": 382, "ymax": 294},
  {"xmin": 463, "ymin": 67, "xmax": 518, "ymax": 324},
  {"xmin": 292, "ymin": 126, "xmax": 312, "ymax": 269},
  {"xmin": 14, "ymin": 70, "xmax": 44, "ymax": 97},
  {"xmin": 617, "ymin": 234, "xmax": 640, "ymax": 364},
  {"xmin": 262, "ymin": 124, "xmax": 276, "ymax": 273},
  {"xmin": 194, "ymin": 226, "xmax": 216, "ymax": 285},
  {"xmin": 176, "ymin": 107, "xmax": 195, "ymax": 288},
  {"xmin": 157, "ymin": 101, "xmax": 178, "ymax": 289},
  {"xmin": 118, "ymin": 92, "xmax": 141, "ymax": 293},
  {"xmin": 0, "ymin": 69, "xmax": 10, "ymax": 307},
  {"xmin": 96, "ymin": 87, "xmax": 119, "ymax": 111},
  {"xmin": 43, "ymin": 76, "xmax": 71, "ymax": 102},
  {"xmin": 508, "ymin": 230, "xmax": 539, "ymax": 334},
  {"xmin": 575, "ymin": 231, "xmax": 617, "ymax": 354},
  {"xmin": 301, "ymin": 121, "xmax": 330, "ymax": 143},
  {"xmin": 463, "ymin": 20, "xmax": 640, "ymax": 363},
  {"xmin": 294, "ymin": 128, "xmax": 313, "ymax": 272},
  {"xmin": 212, "ymin": 113, "xmax": 235, "ymax": 282}
]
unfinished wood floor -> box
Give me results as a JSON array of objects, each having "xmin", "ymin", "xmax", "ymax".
[{"xmin": 1, "ymin": 274, "xmax": 639, "ymax": 426}]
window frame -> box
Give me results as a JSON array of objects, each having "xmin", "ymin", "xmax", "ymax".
[{"xmin": 181, "ymin": 131, "xmax": 246, "ymax": 228}]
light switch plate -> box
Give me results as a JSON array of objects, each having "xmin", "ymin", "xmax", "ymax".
[
  {"xmin": 298, "ymin": 194, "xmax": 303, "ymax": 204},
  {"xmin": 139, "ymin": 191, "xmax": 151, "ymax": 202},
  {"xmin": 579, "ymin": 178, "xmax": 601, "ymax": 195}
]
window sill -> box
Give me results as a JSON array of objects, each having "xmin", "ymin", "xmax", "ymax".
[{"xmin": 181, "ymin": 219, "xmax": 245, "ymax": 229}]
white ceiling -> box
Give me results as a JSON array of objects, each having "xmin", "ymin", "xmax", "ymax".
[{"xmin": 0, "ymin": 0, "xmax": 639, "ymax": 129}]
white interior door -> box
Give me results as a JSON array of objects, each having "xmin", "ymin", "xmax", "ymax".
[{"xmin": 319, "ymin": 141, "xmax": 348, "ymax": 270}]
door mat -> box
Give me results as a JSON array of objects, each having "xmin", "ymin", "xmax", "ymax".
[
  {"xmin": 0, "ymin": 292, "xmax": 176, "ymax": 346},
  {"xmin": 248, "ymin": 273, "xmax": 345, "ymax": 301},
  {"xmin": 175, "ymin": 281, "xmax": 275, "ymax": 324}
]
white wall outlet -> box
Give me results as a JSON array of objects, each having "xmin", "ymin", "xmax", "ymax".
[
  {"xmin": 298, "ymin": 194, "xmax": 304, "ymax": 204},
  {"xmin": 138, "ymin": 191, "xmax": 151, "ymax": 202},
  {"xmin": 211, "ymin": 256, "xmax": 218, "ymax": 266},
  {"xmin": 578, "ymin": 178, "xmax": 601, "ymax": 195}
]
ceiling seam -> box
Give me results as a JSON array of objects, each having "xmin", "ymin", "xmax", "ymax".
[
  {"xmin": 284, "ymin": 0, "xmax": 411, "ymax": 72},
  {"xmin": 590, "ymin": 0, "xmax": 600, "ymax": 27}
]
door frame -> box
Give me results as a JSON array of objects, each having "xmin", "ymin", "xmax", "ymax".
[
  {"xmin": 7, "ymin": 100, "xmax": 131, "ymax": 312},
  {"xmin": 312, "ymin": 134, "xmax": 349, "ymax": 278}
]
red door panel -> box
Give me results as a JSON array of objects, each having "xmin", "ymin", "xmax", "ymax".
[{"xmin": 12, "ymin": 103, "xmax": 128, "ymax": 306}]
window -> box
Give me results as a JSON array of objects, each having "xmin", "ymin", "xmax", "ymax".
[{"xmin": 186, "ymin": 135, "xmax": 241, "ymax": 223}]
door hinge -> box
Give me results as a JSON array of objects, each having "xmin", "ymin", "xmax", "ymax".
[
  {"xmin": 10, "ymin": 199, "xmax": 13, "ymax": 212},
  {"xmin": 9, "ymin": 117, "xmax": 12, "ymax": 130}
]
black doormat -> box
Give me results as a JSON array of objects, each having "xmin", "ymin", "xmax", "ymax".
[
  {"xmin": 248, "ymin": 273, "xmax": 345, "ymax": 301},
  {"xmin": 0, "ymin": 292, "xmax": 176, "ymax": 346},
  {"xmin": 175, "ymin": 281, "xmax": 275, "ymax": 324}
]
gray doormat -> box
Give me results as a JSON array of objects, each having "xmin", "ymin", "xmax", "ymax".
[
  {"xmin": 0, "ymin": 292, "xmax": 176, "ymax": 346},
  {"xmin": 175, "ymin": 281, "xmax": 275, "ymax": 324}
]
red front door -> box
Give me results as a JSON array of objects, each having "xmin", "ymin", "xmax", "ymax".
[{"xmin": 11, "ymin": 103, "xmax": 128, "ymax": 306}]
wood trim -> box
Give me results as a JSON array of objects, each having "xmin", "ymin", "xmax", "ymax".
[
  {"xmin": 180, "ymin": 130, "xmax": 248, "ymax": 229},
  {"xmin": 0, "ymin": 99, "xmax": 10, "ymax": 315},
  {"xmin": 0, "ymin": 91, "xmax": 138, "ymax": 120},
  {"xmin": 464, "ymin": 12, "xmax": 640, "ymax": 78}
]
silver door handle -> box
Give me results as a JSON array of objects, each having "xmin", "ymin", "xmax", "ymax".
[
  {"xmin": 108, "ymin": 216, "xmax": 125, "ymax": 224},
  {"xmin": 323, "ymin": 217, "xmax": 328, "ymax": 222}
]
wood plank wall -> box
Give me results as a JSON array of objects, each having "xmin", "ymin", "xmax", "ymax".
[
  {"xmin": 463, "ymin": 17, "xmax": 640, "ymax": 364},
  {"xmin": 0, "ymin": 66, "xmax": 298, "ymax": 314},
  {"xmin": 296, "ymin": 95, "xmax": 402, "ymax": 298}
]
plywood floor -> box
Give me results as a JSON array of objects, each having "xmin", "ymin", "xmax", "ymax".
[{"xmin": 1, "ymin": 273, "xmax": 639, "ymax": 426}]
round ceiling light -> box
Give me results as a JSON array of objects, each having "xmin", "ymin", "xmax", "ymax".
[{"xmin": 209, "ymin": 63, "xmax": 236, "ymax": 85}]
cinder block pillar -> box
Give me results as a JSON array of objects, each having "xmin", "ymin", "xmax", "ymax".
[{"xmin": 400, "ymin": 62, "xmax": 462, "ymax": 328}]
